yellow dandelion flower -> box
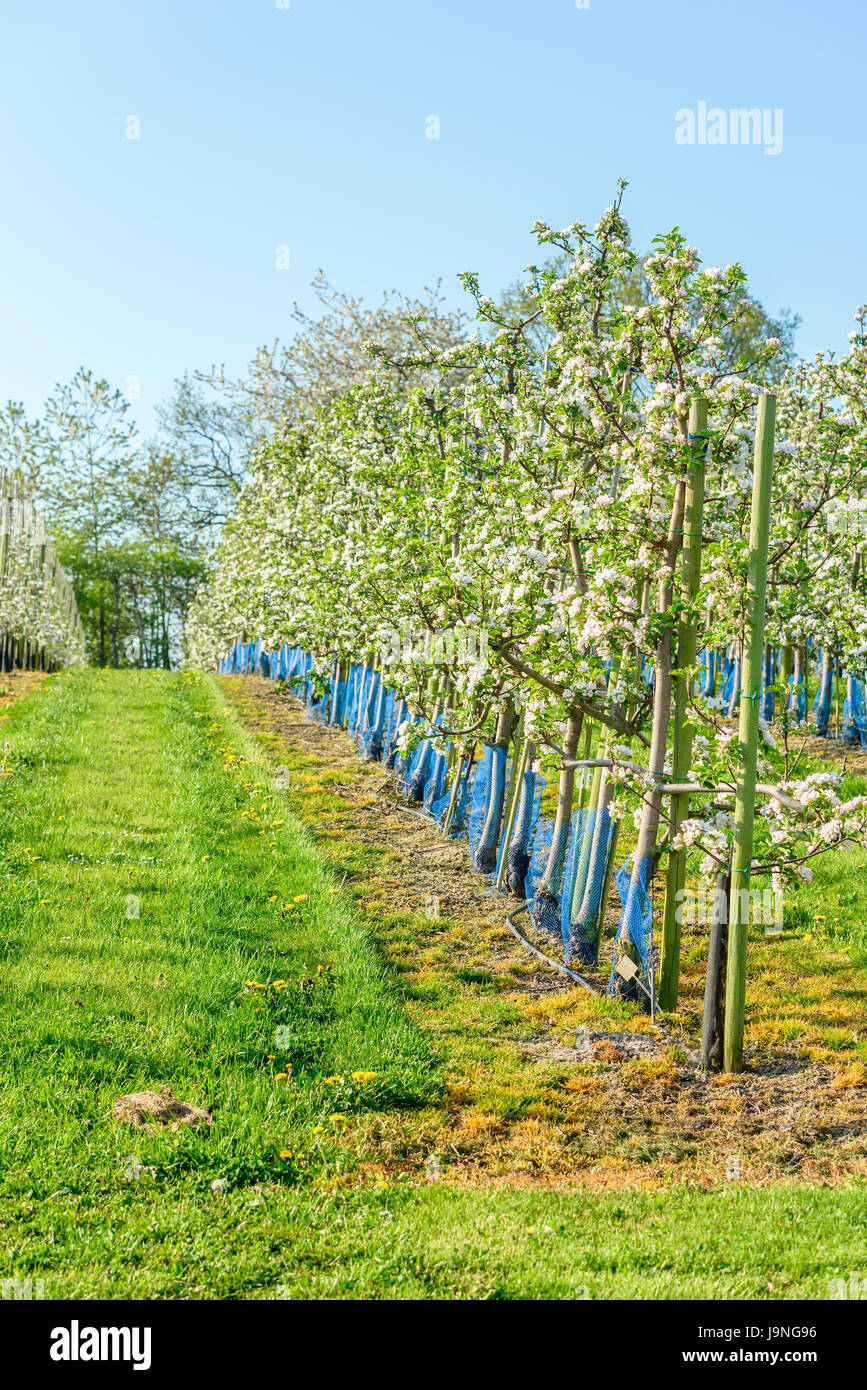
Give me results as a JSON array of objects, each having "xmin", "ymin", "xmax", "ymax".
[
  {"xmin": 312, "ymin": 1126, "xmax": 324, "ymax": 1135},
  {"xmin": 351, "ymin": 1070, "xmax": 378, "ymax": 1083},
  {"xmin": 275, "ymin": 1072, "xmax": 288, "ymax": 1081},
  {"xmin": 279, "ymin": 1149, "xmax": 292, "ymax": 1160},
  {"xmin": 293, "ymin": 894, "xmax": 308, "ymax": 903},
  {"xmin": 323, "ymin": 1075, "xmax": 343, "ymax": 1085},
  {"xmin": 329, "ymin": 1113, "xmax": 349, "ymax": 1124}
]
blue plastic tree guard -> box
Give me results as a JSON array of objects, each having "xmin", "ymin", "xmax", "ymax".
[
  {"xmin": 843, "ymin": 675, "xmax": 867, "ymax": 748},
  {"xmin": 812, "ymin": 654, "xmax": 833, "ymax": 736},
  {"xmin": 359, "ymin": 671, "xmax": 386, "ymax": 759}
]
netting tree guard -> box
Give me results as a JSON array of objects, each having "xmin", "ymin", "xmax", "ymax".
[
  {"xmin": 608, "ymin": 854, "xmax": 654, "ymax": 998},
  {"xmin": 530, "ymin": 712, "xmax": 583, "ymax": 936},
  {"xmin": 494, "ymin": 723, "xmax": 530, "ymax": 892},
  {"xmin": 438, "ymin": 750, "xmax": 475, "ymax": 840},
  {"xmin": 563, "ymin": 803, "xmax": 617, "ymax": 965},
  {"xmin": 501, "ymin": 763, "xmax": 544, "ymax": 896}
]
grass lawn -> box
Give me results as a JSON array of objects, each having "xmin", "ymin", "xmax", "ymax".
[{"xmin": 0, "ymin": 668, "xmax": 865, "ymax": 1299}]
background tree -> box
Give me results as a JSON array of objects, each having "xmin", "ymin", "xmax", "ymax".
[
  {"xmin": 38, "ymin": 369, "xmax": 138, "ymax": 664},
  {"xmin": 1, "ymin": 374, "xmax": 205, "ymax": 667},
  {"xmin": 158, "ymin": 273, "xmax": 468, "ymax": 527}
]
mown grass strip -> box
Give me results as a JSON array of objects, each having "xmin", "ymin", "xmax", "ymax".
[{"xmin": 0, "ymin": 668, "xmax": 438, "ymax": 1294}]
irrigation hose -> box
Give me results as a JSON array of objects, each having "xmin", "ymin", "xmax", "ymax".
[
  {"xmin": 375, "ymin": 793, "xmax": 432, "ymax": 822},
  {"xmin": 504, "ymin": 904, "xmax": 597, "ymax": 995}
]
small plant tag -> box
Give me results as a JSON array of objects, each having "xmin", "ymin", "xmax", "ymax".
[{"xmin": 614, "ymin": 955, "xmax": 638, "ymax": 982}]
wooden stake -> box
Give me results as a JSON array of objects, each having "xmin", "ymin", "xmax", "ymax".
[
  {"xmin": 659, "ymin": 397, "xmax": 708, "ymax": 1010},
  {"xmin": 723, "ymin": 392, "xmax": 776, "ymax": 1074}
]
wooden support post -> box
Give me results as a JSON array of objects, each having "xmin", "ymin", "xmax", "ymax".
[
  {"xmin": 723, "ymin": 393, "xmax": 776, "ymax": 1074},
  {"xmin": 659, "ymin": 396, "xmax": 708, "ymax": 1009}
]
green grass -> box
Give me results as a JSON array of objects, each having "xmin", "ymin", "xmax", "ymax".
[{"xmin": 0, "ymin": 668, "xmax": 864, "ymax": 1299}]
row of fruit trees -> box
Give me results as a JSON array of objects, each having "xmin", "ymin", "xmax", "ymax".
[
  {"xmin": 188, "ymin": 186, "xmax": 867, "ymax": 1072},
  {"xmin": 0, "ymin": 469, "xmax": 85, "ymax": 671}
]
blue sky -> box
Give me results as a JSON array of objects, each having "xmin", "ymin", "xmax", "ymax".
[{"xmin": 1, "ymin": 0, "xmax": 863, "ymax": 436}]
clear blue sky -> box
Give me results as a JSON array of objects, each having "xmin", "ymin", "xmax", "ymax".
[{"xmin": 1, "ymin": 0, "xmax": 863, "ymax": 436}]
